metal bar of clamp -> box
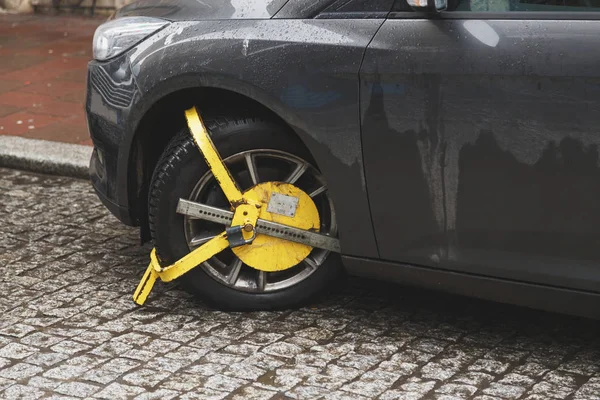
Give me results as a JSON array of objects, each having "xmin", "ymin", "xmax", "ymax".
[
  {"xmin": 185, "ymin": 108, "xmax": 246, "ymax": 206},
  {"xmin": 177, "ymin": 199, "xmax": 341, "ymax": 253},
  {"xmin": 133, "ymin": 233, "xmax": 230, "ymax": 305}
]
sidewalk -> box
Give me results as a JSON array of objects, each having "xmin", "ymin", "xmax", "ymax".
[{"xmin": 0, "ymin": 14, "xmax": 103, "ymax": 146}]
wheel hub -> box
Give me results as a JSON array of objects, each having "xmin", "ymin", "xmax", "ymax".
[{"xmin": 232, "ymin": 181, "xmax": 320, "ymax": 272}]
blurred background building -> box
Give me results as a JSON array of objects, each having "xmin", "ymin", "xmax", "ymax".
[{"xmin": 1, "ymin": 0, "xmax": 127, "ymax": 15}]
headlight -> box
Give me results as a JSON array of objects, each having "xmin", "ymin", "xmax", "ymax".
[{"xmin": 93, "ymin": 17, "xmax": 169, "ymax": 61}]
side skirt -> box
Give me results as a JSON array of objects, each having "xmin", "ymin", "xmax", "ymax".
[{"xmin": 342, "ymin": 256, "xmax": 600, "ymax": 319}]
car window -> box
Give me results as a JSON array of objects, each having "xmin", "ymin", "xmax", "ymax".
[
  {"xmin": 324, "ymin": 0, "xmax": 395, "ymax": 12},
  {"xmin": 391, "ymin": 0, "xmax": 414, "ymax": 10},
  {"xmin": 452, "ymin": 0, "xmax": 600, "ymax": 11}
]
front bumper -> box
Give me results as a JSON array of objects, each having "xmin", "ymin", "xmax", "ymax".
[
  {"xmin": 90, "ymin": 154, "xmax": 136, "ymax": 224},
  {"xmin": 86, "ymin": 54, "xmax": 139, "ymax": 226}
]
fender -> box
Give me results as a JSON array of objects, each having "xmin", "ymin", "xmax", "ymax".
[{"xmin": 119, "ymin": 18, "xmax": 385, "ymax": 258}]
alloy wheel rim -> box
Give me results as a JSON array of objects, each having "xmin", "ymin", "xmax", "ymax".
[{"xmin": 183, "ymin": 149, "xmax": 337, "ymax": 293}]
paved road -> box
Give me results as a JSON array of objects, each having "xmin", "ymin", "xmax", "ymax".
[{"xmin": 1, "ymin": 168, "xmax": 599, "ymax": 400}]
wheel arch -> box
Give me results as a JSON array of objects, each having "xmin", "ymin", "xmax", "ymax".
[{"xmin": 126, "ymin": 82, "xmax": 319, "ymax": 241}]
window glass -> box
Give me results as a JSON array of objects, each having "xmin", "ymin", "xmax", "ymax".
[
  {"xmin": 452, "ymin": 0, "xmax": 600, "ymax": 11},
  {"xmin": 326, "ymin": 0, "xmax": 395, "ymax": 12},
  {"xmin": 391, "ymin": 0, "xmax": 414, "ymax": 11}
]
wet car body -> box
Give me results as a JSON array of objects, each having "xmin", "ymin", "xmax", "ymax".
[{"xmin": 87, "ymin": 0, "xmax": 600, "ymax": 318}]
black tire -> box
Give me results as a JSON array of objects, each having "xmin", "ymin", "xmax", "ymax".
[{"xmin": 148, "ymin": 113, "xmax": 342, "ymax": 311}]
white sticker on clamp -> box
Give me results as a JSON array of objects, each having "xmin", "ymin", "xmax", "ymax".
[{"xmin": 267, "ymin": 193, "xmax": 299, "ymax": 218}]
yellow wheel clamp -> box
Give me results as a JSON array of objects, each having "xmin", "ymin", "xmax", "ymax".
[{"xmin": 133, "ymin": 107, "xmax": 341, "ymax": 305}]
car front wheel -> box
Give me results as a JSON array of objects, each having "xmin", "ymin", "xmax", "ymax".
[{"xmin": 148, "ymin": 112, "xmax": 342, "ymax": 310}]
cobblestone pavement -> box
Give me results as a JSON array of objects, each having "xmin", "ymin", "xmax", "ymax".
[{"xmin": 1, "ymin": 167, "xmax": 599, "ymax": 400}]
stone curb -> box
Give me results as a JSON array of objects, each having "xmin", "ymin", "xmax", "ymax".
[{"xmin": 0, "ymin": 135, "xmax": 92, "ymax": 179}]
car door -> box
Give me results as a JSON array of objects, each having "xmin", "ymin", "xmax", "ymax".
[{"xmin": 361, "ymin": 0, "xmax": 600, "ymax": 292}]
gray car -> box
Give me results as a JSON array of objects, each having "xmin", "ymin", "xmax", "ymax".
[{"xmin": 86, "ymin": 0, "xmax": 600, "ymax": 317}]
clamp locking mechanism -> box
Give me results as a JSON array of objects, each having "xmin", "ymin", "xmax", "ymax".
[{"xmin": 226, "ymin": 224, "xmax": 256, "ymax": 248}]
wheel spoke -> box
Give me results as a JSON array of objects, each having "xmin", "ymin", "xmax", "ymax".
[
  {"xmin": 257, "ymin": 271, "xmax": 266, "ymax": 291},
  {"xmin": 310, "ymin": 250, "xmax": 328, "ymax": 266},
  {"xmin": 245, "ymin": 153, "xmax": 260, "ymax": 186},
  {"xmin": 309, "ymin": 185, "xmax": 327, "ymax": 198},
  {"xmin": 190, "ymin": 234, "xmax": 218, "ymax": 246},
  {"xmin": 303, "ymin": 256, "xmax": 318, "ymax": 271},
  {"xmin": 226, "ymin": 259, "xmax": 243, "ymax": 284},
  {"xmin": 285, "ymin": 162, "xmax": 308, "ymax": 184}
]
